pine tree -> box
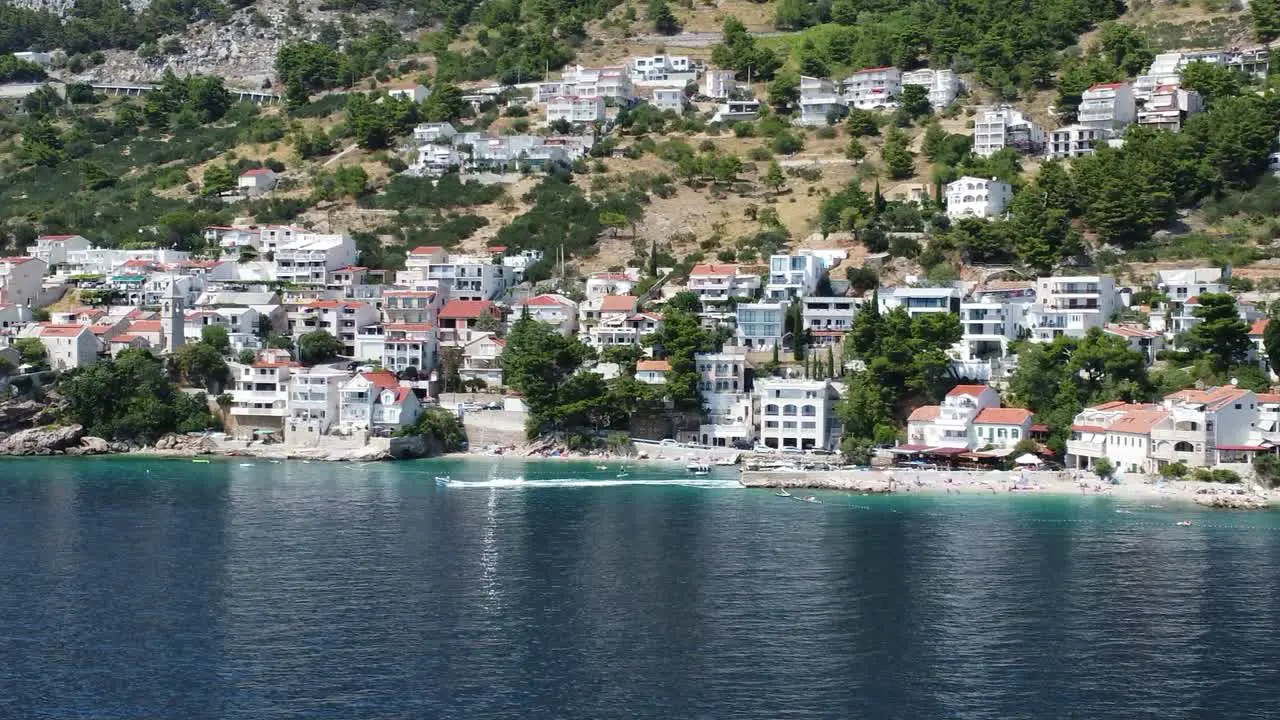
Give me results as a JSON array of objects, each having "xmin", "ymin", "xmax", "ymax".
[
  {"xmin": 826, "ymin": 345, "xmax": 835, "ymax": 379},
  {"xmin": 1252, "ymin": 0, "xmax": 1280, "ymax": 42}
]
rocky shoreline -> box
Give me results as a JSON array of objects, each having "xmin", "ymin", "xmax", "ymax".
[{"xmin": 0, "ymin": 426, "xmax": 399, "ymax": 462}]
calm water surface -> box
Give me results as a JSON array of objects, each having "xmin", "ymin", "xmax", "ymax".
[{"xmin": 1, "ymin": 457, "xmax": 1279, "ymax": 719}]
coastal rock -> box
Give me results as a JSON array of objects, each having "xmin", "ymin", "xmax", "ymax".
[
  {"xmin": 153, "ymin": 433, "xmax": 217, "ymax": 453},
  {"xmin": 1194, "ymin": 493, "xmax": 1271, "ymax": 510},
  {"xmin": 0, "ymin": 424, "xmax": 83, "ymax": 456},
  {"xmin": 79, "ymin": 436, "xmax": 111, "ymax": 454}
]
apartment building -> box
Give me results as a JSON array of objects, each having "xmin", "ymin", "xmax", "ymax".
[
  {"xmin": 764, "ymin": 254, "xmax": 823, "ymax": 300},
  {"xmin": 842, "ymin": 66, "xmax": 901, "ymax": 110},
  {"xmin": 339, "ymin": 370, "xmax": 420, "ymax": 432},
  {"xmin": 736, "ymin": 302, "xmax": 787, "ymax": 349},
  {"xmin": 801, "ymin": 296, "xmax": 858, "ymax": 342},
  {"xmin": 586, "ymin": 270, "xmax": 640, "ymax": 299},
  {"xmin": 383, "ymin": 290, "xmax": 441, "ymax": 325},
  {"xmin": 275, "ymin": 234, "xmax": 358, "ymax": 289},
  {"xmin": 0, "ymin": 256, "xmax": 46, "ymax": 306},
  {"xmin": 227, "ymin": 350, "xmax": 298, "ymax": 434},
  {"xmin": 686, "ymin": 263, "xmax": 761, "ymax": 305},
  {"xmin": 437, "ymin": 299, "xmax": 500, "ymax": 345},
  {"xmin": 755, "ymin": 378, "xmax": 840, "ymax": 451},
  {"xmin": 1026, "ymin": 275, "xmax": 1118, "ymax": 341},
  {"xmin": 629, "ymin": 54, "xmax": 692, "ymax": 83},
  {"xmin": 1103, "ymin": 324, "xmax": 1165, "ymax": 365},
  {"xmin": 651, "ymin": 88, "xmax": 686, "ymax": 113},
  {"xmin": 702, "ymin": 69, "xmax": 736, "ymax": 99},
  {"xmin": 510, "ymin": 293, "xmax": 579, "ymax": 335},
  {"xmin": 1045, "ymin": 124, "xmax": 1112, "ymax": 159},
  {"xmin": 635, "ymin": 359, "xmax": 671, "ymax": 384},
  {"xmin": 711, "ymin": 99, "xmax": 761, "ymax": 123},
  {"xmin": 291, "ymin": 300, "xmax": 378, "ymax": 356},
  {"xmin": 1135, "ymin": 47, "xmax": 1269, "ymax": 101},
  {"xmin": 382, "ymin": 323, "xmax": 439, "ymax": 374},
  {"xmin": 905, "ymin": 385, "xmax": 1032, "ymax": 453},
  {"xmin": 973, "ymin": 106, "xmax": 1044, "ymax": 157},
  {"xmin": 901, "ymin": 68, "xmax": 959, "ymax": 109},
  {"xmin": 545, "ymin": 96, "xmax": 606, "ymax": 125},
  {"xmin": 797, "ymin": 75, "xmax": 845, "ymax": 126},
  {"xmin": 25, "ymin": 234, "xmax": 90, "ymax": 267},
  {"xmin": 1077, "ymin": 82, "xmax": 1135, "ymax": 131},
  {"xmin": 1066, "ymin": 402, "xmax": 1168, "ymax": 475},
  {"xmin": 460, "ymin": 333, "xmax": 505, "ymax": 387},
  {"xmin": 286, "ymin": 366, "xmax": 349, "ymax": 435},
  {"xmin": 1136, "ymin": 85, "xmax": 1202, "ymax": 132},
  {"xmin": 31, "ymin": 324, "xmax": 98, "ymax": 370},
  {"xmin": 695, "ymin": 350, "xmax": 754, "ymax": 448},
  {"xmin": 944, "ymin": 176, "xmax": 1013, "ymax": 219},
  {"xmin": 957, "ymin": 288, "xmax": 1034, "ymax": 362},
  {"xmin": 878, "ymin": 286, "xmax": 962, "ymax": 319}
]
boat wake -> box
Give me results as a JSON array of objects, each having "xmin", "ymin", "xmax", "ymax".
[{"xmin": 436, "ymin": 476, "xmax": 743, "ymax": 490}]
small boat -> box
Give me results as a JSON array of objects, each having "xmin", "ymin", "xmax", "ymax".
[
  {"xmin": 714, "ymin": 458, "xmax": 737, "ymax": 466},
  {"xmin": 596, "ymin": 465, "xmax": 608, "ymax": 470},
  {"xmin": 774, "ymin": 489, "xmax": 792, "ymax": 497},
  {"xmin": 191, "ymin": 459, "xmax": 210, "ymax": 464},
  {"xmin": 693, "ymin": 470, "xmax": 709, "ymax": 476},
  {"xmin": 434, "ymin": 476, "xmax": 451, "ymax": 484},
  {"xmin": 238, "ymin": 463, "xmax": 254, "ymax": 467},
  {"xmin": 616, "ymin": 471, "xmax": 629, "ymax": 478},
  {"xmin": 1176, "ymin": 520, "xmax": 1193, "ymax": 526},
  {"xmin": 687, "ymin": 462, "xmax": 711, "ymax": 473},
  {"xmin": 803, "ymin": 496, "xmax": 822, "ymax": 504}
]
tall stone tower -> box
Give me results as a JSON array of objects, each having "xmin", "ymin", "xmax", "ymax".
[{"xmin": 161, "ymin": 274, "xmax": 185, "ymax": 354}]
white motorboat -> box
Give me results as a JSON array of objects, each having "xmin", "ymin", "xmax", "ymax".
[
  {"xmin": 686, "ymin": 462, "xmax": 711, "ymax": 473},
  {"xmin": 774, "ymin": 488, "xmax": 792, "ymax": 497}
]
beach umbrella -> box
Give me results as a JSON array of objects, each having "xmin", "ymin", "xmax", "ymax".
[{"xmin": 1014, "ymin": 453, "xmax": 1043, "ymax": 466}]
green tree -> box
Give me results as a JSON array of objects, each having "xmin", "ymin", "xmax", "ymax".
[
  {"xmin": 1178, "ymin": 61, "xmax": 1243, "ymax": 106},
  {"xmin": 643, "ymin": 306, "xmax": 716, "ymax": 410},
  {"xmin": 1092, "ymin": 457, "xmax": 1115, "ymax": 481},
  {"xmin": 1254, "ymin": 0, "xmax": 1280, "ymax": 41},
  {"xmin": 763, "ymin": 159, "xmax": 785, "ymax": 195},
  {"xmin": 895, "ymin": 84, "xmax": 931, "ymax": 123},
  {"xmin": 200, "ymin": 325, "xmax": 231, "ymax": 354},
  {"xmin": 881, "ymin": 129, "xmax": 914, "ymax": 179},
  {"xmin": 767, "ymin": 71, "xmax": 799, "ymax": 114},
  {"xmin": 174, "ymin": 341, "xmax": 230, "ymax": 390},
  {"xmin": 422, "ymin": 83, "xmax": 465, "ymax": 122},
  {"xmin": 236, "ymin": 349, "xmax": 256, "ymax": 364},
  {"xmin": 14, "ymin": 337, "xmax": 47, "ymax": 367},
  {"xmin": 648, "ymin": 0, "xmax": 681, "ymax": 34},
  {"xmin": 296, "ymin": 330, "xmax": 344, "ymax": 364},
  {"xmin": 665, "ymin": 290, "xmax": 702, "ymax": 314},
  {"xmin": 501, "ymin": 316, "xmax": 594, "ymax": 435},
  {"xmin": 1264, "ymin": 317, "xmax": 1280, "ymax": 379},
  {"xmin": 202, "ymin": 164, "xmax": 235, "ymax": 196},
  {"xmin": 1184, "ymin": 293, "xmax": 1251, "ymax": 371},
  {"xmin": 80, "ymin": 161, "xmax": 116, "ymax": 191},
  {"xmin": 333, "ymin": 165, "xmax": 369, "ymax": 197}
]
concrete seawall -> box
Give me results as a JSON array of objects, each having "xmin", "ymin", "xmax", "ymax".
[{"xmin": 741, "ymin": 469, "xmax": 1070, "ymax": 491}]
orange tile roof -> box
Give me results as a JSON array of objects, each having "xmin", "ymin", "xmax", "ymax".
[
  {"xmin": 946, "ymin": 384, "xmax": 989, "ymax": 397},
  {"xmin": 690, "ymin": 263, "xmax": 739, "ymax": 277},
  {"xmin": 110, "ymin": 334, "xmax": 142, "ymax": 343},
  {"xmin": 600, "ymin": 295, "xmax": 638, "ymax": 313},
  {"xmin": 385, "ymin": 323, "xmax": 435, "ymax": 332},
  {"xmin": 521, "ymin": 294, "xmax": 573, "ymax": 307},
  {"xmin": 1251, "ymin": 319, "xmax": 1268, "ymax": 336},
  {"xmin": 362, "ymin": 371, "xmax": 400, "ymax": 390},
  {"xmin": 127, "ymin": 321, "xmax": 163, "ymax": 333},
  {"xmin": 1257, "ymin": 393, "xmax": 1280, "ymax": 404},
  {"xmin": 1164, "ymin": 385, "xmax": 1249, "ymax": 411},
  {"xmin": 1106, "ymin": 409, "xmax": 1169, "ymax": 435},
  {"xmin": 636, "ymin": 359, "xmax": 671, "ymax": 372},
  {"xmin": 39, "ymin": 325, "xmax": 89, "ymax": 337},
  {"xmin": 439, "ymin": 299, "xmax": 496, "ymax": 320},
  {"xmin": 408, "ymin": 245, "xmax": 444, "ymax": 256},
  {"xmin": 973, "ymin": 407, "xmax": 1033, "ymax": 425},
  {"xmin": 1105, "ymin": 324, "xmax": 1160, "ymax": 339},
  {"xmin": 908, "ymin": 405, "xmax": 940, "ymax": 422}
]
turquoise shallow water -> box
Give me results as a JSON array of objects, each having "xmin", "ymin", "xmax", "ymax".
[{"xmin": 2, "ymin": 456, "xmax": 1279, "ymax": 719}]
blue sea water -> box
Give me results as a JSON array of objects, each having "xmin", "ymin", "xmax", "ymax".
[{"xmin": 1, "ymin": 456, "xmax": 1279, "ymax": 719}]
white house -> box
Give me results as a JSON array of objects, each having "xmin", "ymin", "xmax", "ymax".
[
  {"xmin": 1077, "ymin": 82, "xmax": 1136, "ymax": 131},
  {"xmin": 686, "ymin": 263, "xmax": 761, "ymax": 305},
  {"xmin": 634, "ymin": 359, "xmax": 670, "ymax": 384},
  {"xmin": 238, "ymin": 168, "xmax": 278, "ymax": 196},
  {"xmin": 944, "ymin": 176, "xmax": 1013, "ymax": 219},
  {"xmin": 755, "ymin": 378, "xmax": 841, "ymax": 451},
  {"xmin": 801, "ymin": 297, "xmax": 858, "ymax": 342},
  {"xmin": 226, "ymin": 350, "xmax": 298, "ymax": 433},
  {"xmin": 546, "ymin": 95, "xmax": 606, "ymax": 125},
  {"xmin": 901, "ymin": 68, "xmax": 959, "ymax": 109},
  {"xmin": 1045, "ymin": 124, "xmax": 1112, "ymax": 159},
  {"xmin": 585, "ymin": 270, "xmax": 640, "ymax": 299},
  {"xmin": 1104, "ymin": 324, "xmax": 1165, "ymax": 365},
  {"xmin": 693, "ymin": 350, "xmax": 754, "ymax": 447},
  {"xmin": 13, "ymin": 51, "xmax": 52, "ymax": 67},
  {"xmin": 274, "ymin": 233, "xmax": 358, "ymax": 289},
  {"xmin": 510, "ymin": 293, "xmax": 578, "ymax": 335},
  {"xmin": 413, "ymin": 122, "xmax": 457, "ymax": 144},
  {"xmin": 735, "ymin": 302, "xmax": 787, "ymax": 349},
  {"xmin": 957, "ymin": 287, "xmax": 1034, "ymax": 363},
  {"xmin": 32, "ymin": 324, "xmax": 98, "ymax": 370},
  {"xmin": 797, "ymin": 75, "xmax": 845, "ymax": 126},
  {"xmin": 973, "ymin": 106, "xmax": 1044, "ymax": 157},
  {"xmin": 460, "ymin": 333, "xmax": 505, "ymax": 387},
  {"xmin": 905, "ymin": 385, "xmax": 1032, "ymax": 453},
  {"xmin": 0, "ymin": 256, "xmax": 46, "ymax": 307},
  {"xmin": 292, "ymin": 299, "xmax": 379, "ymax": 356},
  {"xmin": 387, "ymin": 83, "xmax": 430, "ymax": 103},
  {"xmin": 339, "ymin": 370, "xmax": 419, "ymax": 432},
  {"xmin": 26, "ymin": 234, "xmax": 90, "ymax": 267},
  {"xmin": 702, "ymin": 69, "xmax": 737, "ymax": 99},
  {"xmin": 286, "ymin": 365, "xmax": 349, "ymax": 436},
  {"xmin": 651, "ymin": 88, "xmax": 686, "ymax": 113},
  {"xmin": 383, "ymin": 290, "xmax": 441, "ymax": 325},
  {"xmin": 1027, "ymin": 275, "xmax": 1118, "ymax": 342},
  {"xmin": 764, "ymin": 254, "xmax": 823, "ymax": 300},
  {"xmin": 1137, "ymin": 85, "xmax": 1202, "ymax": 132},
  {"xmin": 711, "ymin": 99, "xmax": 760, "ymax": 124},
  {"xmin": 842, "ymin": 66, "xmax": 902, "ymax": 110},
  {"xmin": 878, "ymin": 286, "xmax": 962, "ymax": 318},
  {"xmin": 629, "ymin": 54, "xmax": 692, "ymax": 84}
]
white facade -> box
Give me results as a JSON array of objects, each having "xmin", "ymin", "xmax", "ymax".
[
  {"xmin": 286, "ymin": 366, "xmax": 348, "ymax": 435},
  {"xmin": 973, "ymin": 106, "xmax": 1044, "ymax": 157},
  {"xmin": 686, "ymin": 263, "xmax": 761, "ymax": 305},
  {"xmin": 1077, "ymin": 82, "xmax": 1135, "ymax": 131},
  {"xmin": 695, "ymin": 350, "xmax": 753, "ymax": 447},
  {"xmin": 0, "ymin": 256, "xmax": 46, "ymax": 306},
  {"xmin": 651, "ymin": 88, "xmax": 686, "ymax": 113},
  {"xmin": 1135, "ymin": 47, "xmax": 1269, "ymax": 101},
  {"xmin": 291, "ymin": 300, "xmax": 378, "ymax": 356},
  {"xmin": 944, "ymin": 176, "xmax": 1013, "ymax": 219},
  {"xmin": 735, "ymin": 302, "xmax": 786, "ymax": 349},
  {"xmin": 765, "ymin": 254, "xmax": 823, "ymax": 300},
  {"xmin": 797, "ymin": 76, "xmax": 846, "ymax": 126},
  {"xmin": 227, "ymin": 352, "xmax": 296, "ymax": 430},
  {"xmin": 711, "ymin": 99, "xmax": 760, "ymax": 124},
  {"xmin": 755, "ymin": 378, "xmax": 840, "ymax": 451},
  {"xmin": 429, "ymin": 254, "xmax": 513, "ymax": 302},
  {"xmin": 413, "ymin": 122, "xmax": 457, "ymax": 144},
  {"xmin": 629, "ymin": 55, "xmax": 692, "ymax": 83},
  {"xmin": 1136, "ymin": 85, "xmax": 1202, "ymax": 133},
  {"xmin": 1027, "ymin": 275, "xmax": 1118, "ymax": 342},
  {"xmin": 26, "ymin": 234, "xmax": 90, "ymax": 267},
  {"xmin": 1045, "ymin": 124, "xmax": 1111, "ymax": 159},
  {"xmin": 702, "ymin": 69, "xmax": 736, "ymax": 99},
  {"xmin": 34, "ymin": 325, "xmax": 98, "ymax": 370},
  {"xmin": 237, "ymin": 168, "xmax": 278, "ymax": 195},
  {"xmin": 801, "ymin": 297, "xmax": 858, "ymax": 336},
  {"xmin": 957, "ymin": 288, "xmax": 1033, "ymax": 362},
  {"xmin": 274, "ymin": 234, "xmax": 358, "ymax": 289},
  {"xmin": 382, "ymin": 290, "xmax": 441, "ymax": 325},
  {"xmin": 387, "ymin": 84, "xmax": 430, "ymax": 103},
  {"xmin": 905, "ymin": 385, "xmax": 1032, "ymax": 451},
  {"xmin": 901, "ymin": 68, "xmax": 959, "ymax": 109},
  {"xmin": 545, "ymin": 95, "xmax": 606, "ymax": 125},
  {"xmin": 585, "ymin": 271, "xmax": 640, "ymax": 299},
  {"xmin": 842, "ymin": 67, "xmax": 902, "ymax": 110},
  {"xmin": 878, "ymin": 286, "xmax": 961, "ymax": 318},
  {"xmin": 510, "ymin": 293, "xmax": 579, "ymax": 335}
]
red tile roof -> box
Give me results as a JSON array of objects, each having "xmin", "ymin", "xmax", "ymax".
[
  {"xmin": 590, "ymin": 272, "xmax": 634, "ymax": 281},
  {"xmin": 1106, "ymin": 409, "xmax": 1169, "ymax": 435},
  {"xmin": 439, "ymin": 299, "xmax": 496, "ymax": 320},
  {"xmin": 908, "ymin": 405, "xmax": 940, "ymax": 422},
  {"xmin": 385, "ymin": 323, "xmax": 435, "ymax": 332},
  {"xmin": 1105, "ymin": 324, "xmax": 1160, "ymax": 339},
  {"xmin": 1088, "ymin": 82, "xmax": 1123, "ymax": 90},
  {"xmin": 946, "ymin": 384, "xmax": 990, "ymax": 397},
  {"xmin": 690, "ymin": 263, "xmax": 739, "ymax": 277},
  {"xmin": 1, "ymin": 256, "xmax": 35, "ymax": 264},
  {"xmin": 1257, "ymin": 393, "xmax": 1280, "ymax": 404},
  {"xmin": 636, "ymin": 359, "xmax": 671, "ymax": 372},
  {"xmin": 1071, "ymin": 424, "xmax": 1108, "ymax": 433},
  {"xmin": 240, "ymin": 168, "xmax": 274, "ymax": 177},
  {"xmin": 110, "ymin": 334, "xmax": 142, "ymax": 343},
  {"xmin": 39, "ymin": 325, "xmax": 89, "ymax": 337},
  {"xmin": 973, "ymin": 407, "xmax": 1033, "ymax": 425},
  {"xmin": 409, "ymin": 245, "xmax": 445, "ymax": 256},
  {"xmin": 1164, "ymin": 385, "xmax": 1249, "ymax": 411},
  {"xmin": 600, "ymin": 295, "xmax": 637, "ymax": 313},
  {"xmin": 1251, "ymin": 318, "xmax": 1268, "ymax": 336},
  {"xmin": 521, "ymin": 294, "xmax": 573, "ymax": 307},
  {"xmin": 362, "ymin": 371, "xmax": 400, "ymax": 390},
  {"xmin": 37, "ymin": 234, "xmax": 80, "ymax": 241},
  {"xmin": 127, "ymin": 320, "xmax": 163, "ymax": 334}
]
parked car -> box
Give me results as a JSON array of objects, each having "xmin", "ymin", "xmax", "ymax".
[
  {"xmin": 753, "ymin": 444, "xmax": 776, "ymax": 454},
  {"xmin": 779, "ymin": 447, "xmax": 805, "ymax": 455},
  {"xmin": 484, "ymin": 402, "xmax": 502, "ymax": 410},
  {"xmin": 459, "ymin": 402, "xmax": 483, "ymax": 411},
  {"xmin": 659, "ymin": 439, "xmax": 680, "ymax": 446}
]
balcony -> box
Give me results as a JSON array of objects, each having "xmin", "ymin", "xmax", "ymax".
[
  {"xmin": 1066, "ymin": 439, "xmax": 1105, "ymax": 456},
  {"xmin": 1150, "ymin": 427, "xmax": 1207, "ymax": 445}
]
